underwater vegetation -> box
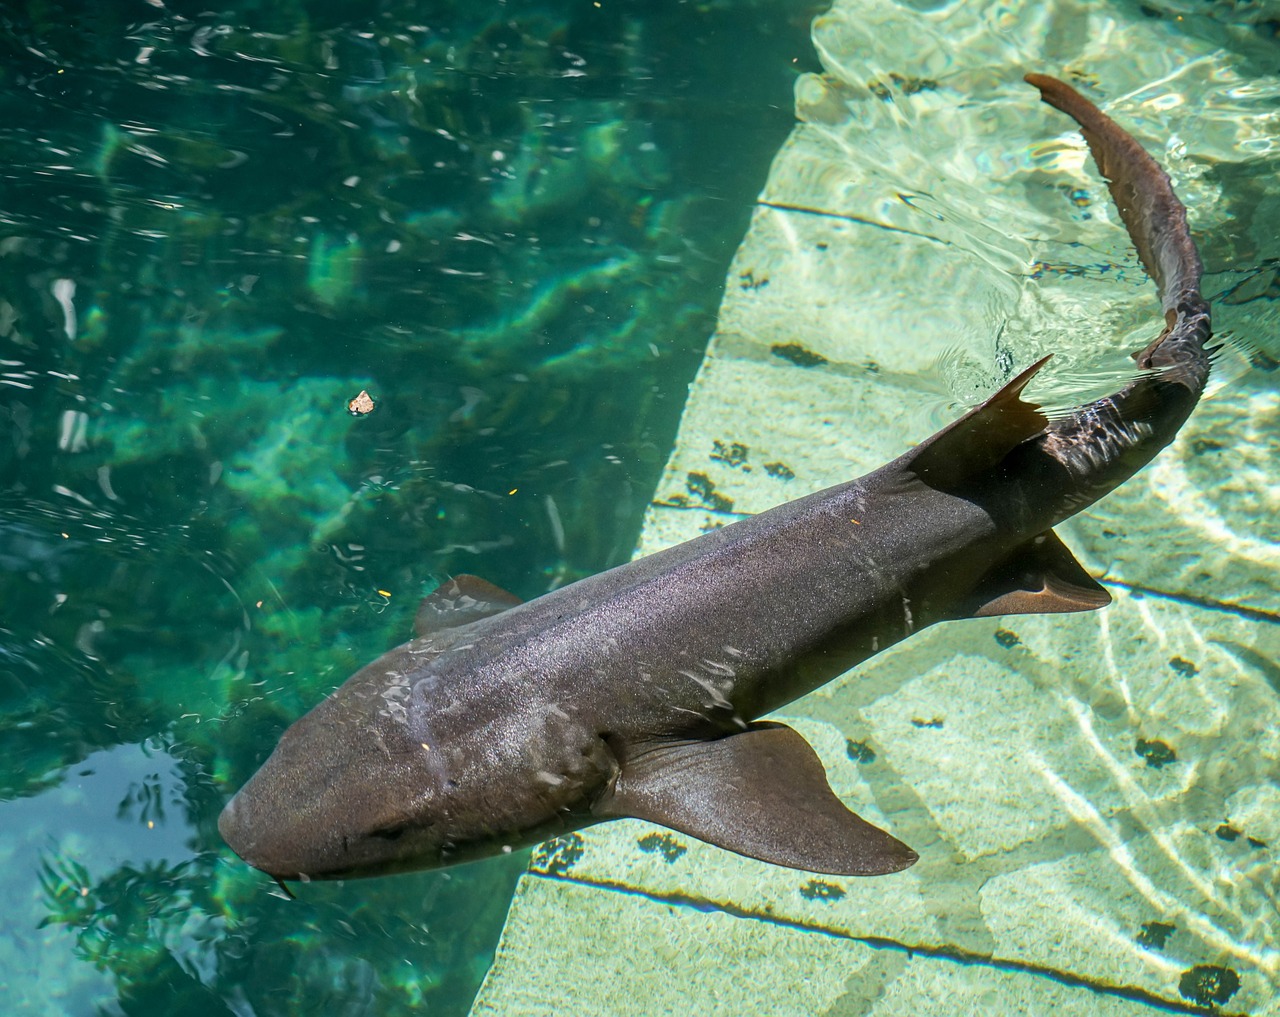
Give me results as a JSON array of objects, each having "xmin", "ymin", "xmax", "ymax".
[{"xmin": 0, "ymin": 0, "xmax": 823, "ymax": 1012}]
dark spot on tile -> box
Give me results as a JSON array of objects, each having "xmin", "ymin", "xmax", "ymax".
[
  {"xmin": 1191, "ymin": 438, "xmax": 1226, "ymax": 455},
  {"xmin": 994, "ymin": 628, "xmax": 1020, "ymax": 649},
  {"xmin": 1065, "ymin": 70, "xmax": 1100, "ymax": 90},
  {"xmin": 1135, "ymin": 738, "xmax": 1177, "ymax": 768},
  {"xmin": 1169, "ymin": 656, "xmax": 1199, "ymax": 677},
  {"xmin": 531, "ymin": 832, "xmax": 585, "ymax": 876},
  {"xmin": 1216, "ymin": 823, "xmax": 1241, "ymax": 842},
  {"xmin": 1178, "ymin": 965, "xmax": 1241, "ymax": 1006},
  {"xmin": 770, "ymin": 342, "xmax": 828, "ymax": 368},
  {"xmin": 1248, "ymin": 836, "xmax": 1267, "ymax": 849},
  {"xmin": 686, "ymin": 471, "xmax": 734, "ymax": 512},
  {"xmin": 739, "ymin": 269, "xmax": 769, "ymax": 291},
  {"xmin": 764, "ymin": 461, "xmax": 795, "ymax": 481},
  {"xmin": 710, "ymin": 440, "xmax": 749, "ymax": 469},
  {"xmin": 815, "ymin": 242, "xmax": 828, "ymax": 251},
  {"xmin": 637, "ymin": 832, "xmax": 687, "ymax": 863},
  {"xmin": 911, "ymin": 717, "xmax": 944, "ymax": 729},
  {"xmin": 1101, "ymin": 528, "xmax": 1119, "ymax": 538},
  {"xmin": 1136, "ymin": 921, "xmax": 1176, "ymax": 949},
  {"xmin": 799, "ymin": 879, "xmax": 845, "ymax": 902},
  {"xmin": 846, "ymin": 739, "xmax": 876, "ymax": 763},
  {"xmin": 866, "ymin": 73, "xmax": 938, "ymax": 100}
]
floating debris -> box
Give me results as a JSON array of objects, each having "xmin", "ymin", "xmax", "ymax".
[{"xmin": 347, "ymin": 390, "xmax": 376, "ymax": 416}]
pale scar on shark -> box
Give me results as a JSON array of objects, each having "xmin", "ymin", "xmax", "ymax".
[{"xmin": 219, "ymin": 74, "xmax": 1213, "ymax": 883}]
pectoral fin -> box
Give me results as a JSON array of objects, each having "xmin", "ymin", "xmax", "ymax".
[
  {"xmin": 593, "ymin": 723, "xmax": 917, "ymax": 876},
  {"xmin": 964, "ymin": 529, "xmax": 1110, "ymax": 618},
  {"xmin": 414, "ymin": 575, "xmax": 523, "ymax": 636}
]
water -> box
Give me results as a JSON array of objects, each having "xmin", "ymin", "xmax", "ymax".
[
  {"xmin": 0, "ymin": 2, "xmax": 818, "ymax": 1013},
  {"xmin": 4, "ymin": 0, "xmax": 1279, "ymax": 1014}
]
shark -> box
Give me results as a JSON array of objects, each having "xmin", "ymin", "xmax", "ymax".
[{"xmin": 219, "ymin": 74, "xmax": 1213, "ymax": 882}]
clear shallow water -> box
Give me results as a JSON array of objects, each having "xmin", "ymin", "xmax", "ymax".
[
  {"xmin": 471, "ymin": 1, "xmax": 1280, "ymax": 1014},
  {"xmin": 0, "ymin": 1, "xmax": 819, "ymax": 1012},
  {"xmin": 5, "ymin": 1, "xmax": 1280, "ymax": 1015}
]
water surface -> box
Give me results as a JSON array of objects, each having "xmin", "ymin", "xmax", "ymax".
[{"xmin": 0, "ymin": 1, "xmax": 819, "ymax": 1012}]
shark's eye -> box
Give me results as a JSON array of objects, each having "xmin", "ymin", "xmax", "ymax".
[{"xmin": 369, "ymin": 823, "xmax": 409, "ymax": 841}]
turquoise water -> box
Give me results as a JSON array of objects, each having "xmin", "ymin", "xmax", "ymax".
[
  {"xmin": 7, "ymin": 0, "xmax": 1280, "ymax": 1014},
  {"xmin": 0, "ymin": 2, "xmax": 819, "ymax": 1012}
]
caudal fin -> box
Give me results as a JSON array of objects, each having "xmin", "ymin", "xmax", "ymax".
[
  {"xmin": 1025, "ymin": 74, "xmax": 1211, "ymax": 384},
  {"xmin": 1024, "ymin": 74, "xmax": 1201, "ymax": 320}
]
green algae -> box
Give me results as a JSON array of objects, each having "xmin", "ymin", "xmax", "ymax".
[{"xmin": 307, "ymin": 233, "xmax": 366, "ymax": 310}]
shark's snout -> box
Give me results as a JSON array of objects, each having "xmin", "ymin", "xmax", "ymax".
[
  {"xmin": 216, "ymin": 793, "xmax": 240, "ymax": 849},
  {"xmin": 218, "ymin": 787, "xmax": 300, "ymax": 880},
  {"xmin": 217, "ymin": 689, "xmax": 453, "ymax": 882},
  {"xmin": 217, "ymin": 793, "xmax": 252, "ymax": 863},
  {"xmin": 218, "ymin": 753, "xmax": 344, "ymax": 881}
]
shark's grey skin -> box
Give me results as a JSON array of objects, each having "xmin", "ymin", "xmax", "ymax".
[{"xmin": 219, "ymin": 75, "xmax": 1213, "ymax": 882}]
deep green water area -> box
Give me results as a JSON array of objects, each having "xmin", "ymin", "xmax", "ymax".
[{"xmin": 0, "ymin": 1, "xmax": 822, "ymax": 1012}]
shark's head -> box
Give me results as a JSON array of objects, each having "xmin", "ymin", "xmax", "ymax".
[
  {"xmin": 218, "ymin": 643, "xmax": 468, "ymax": 882},
  {"xmin": 218, "ymin": 632, "xmax": 608, "ymax": 882}
]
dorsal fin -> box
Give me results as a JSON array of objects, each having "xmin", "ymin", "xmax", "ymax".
[
  {"xmin": 414, "ymin": 575, "xmax": 523, "ymax": 637},
  {"xmin": 904, "ymin": 356, "xmax": 1050, "ymax": 492}
]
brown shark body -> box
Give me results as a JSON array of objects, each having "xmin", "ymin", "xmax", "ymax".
[{"xmin": 218, "ymin": 76, "xmax": 1212, "ymax": 882}]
